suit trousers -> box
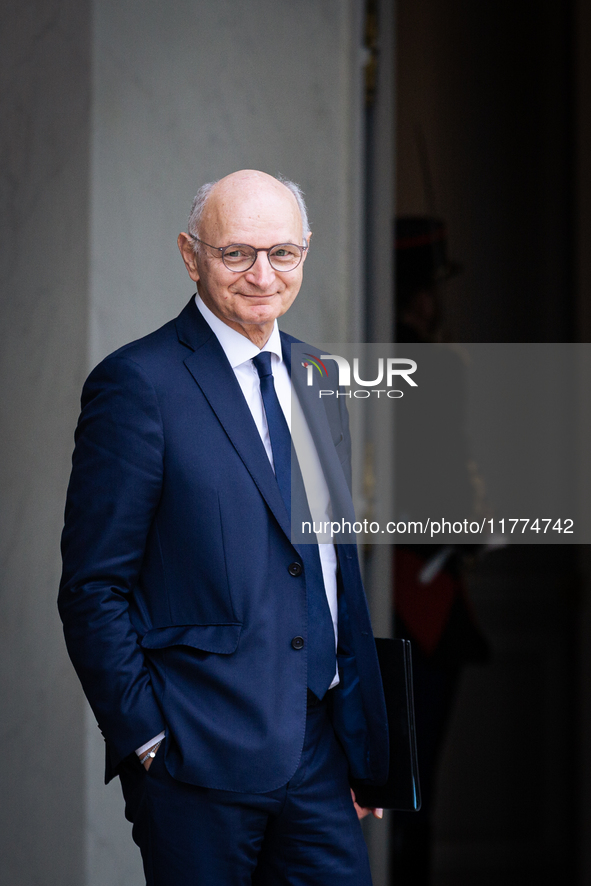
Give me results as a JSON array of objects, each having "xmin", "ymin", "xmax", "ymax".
[{"xmin": 119, "ymin": 695, "xmax": 373, "ymax": 886}]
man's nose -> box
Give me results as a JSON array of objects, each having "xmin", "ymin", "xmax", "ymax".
[{"xmin": 244, "ymin": 251, "xmax": 276, "ymax": 288}]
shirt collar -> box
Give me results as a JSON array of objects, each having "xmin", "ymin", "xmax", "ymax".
[{"xmin": 195, "ymin": 295, "xmax": 283, "ymax": 368}]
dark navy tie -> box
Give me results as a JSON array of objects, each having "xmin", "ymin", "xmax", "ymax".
[{"xmin": 252, "ymin": 351, "xmax": 336, "ymax": 699}]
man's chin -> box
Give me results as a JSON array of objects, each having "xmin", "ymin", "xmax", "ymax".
[{"xmin": 238, "ymin": 301, "xmax": 283, "ymax": 325}]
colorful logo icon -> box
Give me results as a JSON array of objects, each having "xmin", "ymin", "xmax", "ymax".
[{"xmin": 302, "ymin": 354, "xmax": 329, "ymax": 385}]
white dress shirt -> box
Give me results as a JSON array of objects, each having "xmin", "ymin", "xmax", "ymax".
[{"xmin": 136, "ymin": 296, "xmax": 339, "ymax": 757}]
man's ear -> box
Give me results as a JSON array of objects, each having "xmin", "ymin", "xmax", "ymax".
[
  {"xmin": 177, "ymin": 233, "xmax": 200, "ymax": 282},
  {"xmin": 303, "ymin": 231, "xmax": 312, "ymax": 260}
]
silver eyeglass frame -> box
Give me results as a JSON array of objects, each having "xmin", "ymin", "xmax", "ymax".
[{"xmin": 188, "ymin": 234, "xmax": 308, "ymax": 273}]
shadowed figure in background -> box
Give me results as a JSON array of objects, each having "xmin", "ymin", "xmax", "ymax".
[{"xmin": 390, "ymin": 217, "xmax": 490, "ymax": 886}]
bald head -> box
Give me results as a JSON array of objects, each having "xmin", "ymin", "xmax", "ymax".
[{"xmin": 188, "ymin": 170, "xmax": 309, "ymax": 246}]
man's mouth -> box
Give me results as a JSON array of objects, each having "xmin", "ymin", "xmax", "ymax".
[{"xmin": 234, "ymin": 291, "xmax": 279, "ymax": 299}]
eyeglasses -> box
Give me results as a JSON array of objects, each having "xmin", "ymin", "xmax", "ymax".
[{"xmin": 189, "ymin": 235, "xmax": 308, "ymax": 273}]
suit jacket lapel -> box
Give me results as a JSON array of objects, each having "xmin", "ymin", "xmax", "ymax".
[
  {"xmin": 176, "ymin": 300, "xmax": 291, "ymax": 538},
  {"xmin": 283, "ymin": 336, "xmax": 357, "ymax": 528}
]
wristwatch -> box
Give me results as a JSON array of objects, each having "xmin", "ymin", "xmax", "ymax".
[{"xmin": 139, "ymin": 739, "xmax": 162, "ymax": 765}]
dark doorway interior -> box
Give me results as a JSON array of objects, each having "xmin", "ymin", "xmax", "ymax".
[{"xmin": 391, "ymin": 2, "xmax": 579, "ymax": 884}]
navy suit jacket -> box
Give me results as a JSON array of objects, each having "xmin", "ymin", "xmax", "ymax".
[{"xmin": 59, "ymin": 298, "xmax": 388, "ymax": 792}]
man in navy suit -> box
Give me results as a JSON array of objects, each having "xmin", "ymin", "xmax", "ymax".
[{"xmin": 59, "ymin": 170, "xmax": 388, "ymax": 885}]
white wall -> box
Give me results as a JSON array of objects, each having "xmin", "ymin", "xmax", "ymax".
[{"xmin": 0, "ymin": 2, "xmax": 91, "ymax": 884}]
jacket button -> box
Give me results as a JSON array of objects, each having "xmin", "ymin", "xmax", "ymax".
[
  {"xmin": 291, "ymin": 636, "xmax": 305, "ymax": 650},
  {"xmin": 288, "ymin": 562, "xmax": 302, "ymax": 577}
]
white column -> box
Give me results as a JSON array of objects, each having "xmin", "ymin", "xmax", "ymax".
[{"xmin": 0, "ymin": 2, "xmax": 91, "ymax": 884}]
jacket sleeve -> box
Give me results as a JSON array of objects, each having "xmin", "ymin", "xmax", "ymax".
[{"xmin": 58, "ymin": 354, "xmax": 167, "ymax": 767}]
